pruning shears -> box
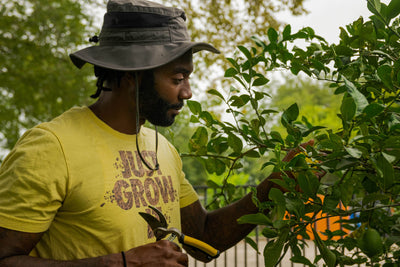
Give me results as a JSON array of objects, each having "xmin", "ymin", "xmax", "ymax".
[{"xmin": 139, "ymin": 206, "xmax": 220, "ymax": 260}]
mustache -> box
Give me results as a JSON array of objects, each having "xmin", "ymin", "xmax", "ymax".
[{"xmin": 167, "ymin": 101, "xmax": 184, "ymax": 110}]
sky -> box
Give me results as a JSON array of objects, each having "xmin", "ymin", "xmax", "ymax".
[{"xmin": 279, "ymin": 0, "xmax": 387, "ymax": 44}]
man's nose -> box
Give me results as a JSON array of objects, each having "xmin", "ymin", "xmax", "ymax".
[{"xmin": 179, "ymin": 81, "xmax": 192, "ymax": 100}]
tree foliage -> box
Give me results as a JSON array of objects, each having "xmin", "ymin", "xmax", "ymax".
[
  {"xmin": 0, "ymin": 0, "xmax": 307, "ymax": 160},
  {"xmin": 271, "ymin": 77, "xmax": 343, "ymax": 133},
  {"xmin": 162, "ymin": 0, "xmax": 307, "ymax": 72},
  {"xmin": 0, "ymin": 0, "xmax": 95, "ymax": 153},
  {"xmin": 188, "ymin": 0, "xmax": 400, "ymax": 265}
]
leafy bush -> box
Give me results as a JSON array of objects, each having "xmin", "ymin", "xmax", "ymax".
[{"xmin": 187, "ymin": 0, "xmax": 400, "ymax": 266}]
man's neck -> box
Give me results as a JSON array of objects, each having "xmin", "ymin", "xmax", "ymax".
[{"xmin": 89, "ymin": 94, "xmax": 142, "ymax": 135}]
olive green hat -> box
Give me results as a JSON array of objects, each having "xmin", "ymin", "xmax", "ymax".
[{"xmin": 70, "ymin": 0, "xmax": 220, "ymax": 71}]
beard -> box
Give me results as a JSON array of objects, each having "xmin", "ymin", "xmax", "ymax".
[{"xmin": 138, "ymin": 71, "xmax": 183, "ymax": 127}]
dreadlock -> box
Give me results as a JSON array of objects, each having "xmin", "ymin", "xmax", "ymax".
[{"xmin": 91, "ymin": 66, "xmax": 126, "ymax": 98}]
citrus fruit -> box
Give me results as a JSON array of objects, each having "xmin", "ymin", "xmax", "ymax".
[{"xmin": 358, "ymin": 228, "xmax": 383, "ymax": 258}]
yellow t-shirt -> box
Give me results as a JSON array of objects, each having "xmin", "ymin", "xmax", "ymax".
[{"xmin": 0, "ymin": 106, "xmax": 198, "ymax": 260}]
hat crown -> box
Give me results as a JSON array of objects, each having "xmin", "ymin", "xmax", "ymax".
[
  {"xmin": 69, "ymin": 0, "xmax": 219, "ymax": 71},
  {"xmin": 99, "ymin": 0, "xmax": 188, "ymax": 46},
  {"xmin": 107, "ymin": 0, "xmax": 184, "ymax": 17}
]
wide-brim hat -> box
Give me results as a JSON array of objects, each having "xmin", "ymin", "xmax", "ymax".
[{"xmin": 70, "ymin": 0, "xmax": 220, "ymax": 71}]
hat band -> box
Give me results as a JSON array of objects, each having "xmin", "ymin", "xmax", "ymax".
[
  {"xmin": 99, "ymin": 26, "xmax": 190, "ymax": 46},
  {"xmin": 103, "ymin": 12, "xmax": 173, "ymax": 29},
  {"xmin": 99, "ymin": 28, "xmax": 171, "ymax": 45}
]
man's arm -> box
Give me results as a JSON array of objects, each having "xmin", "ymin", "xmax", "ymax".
[
  {"xmin": 180, "ymin": 172, "xmax": 277, "ymax": 261},
  {"xmin": 181, "ymin": 140, "xmax": 316, "ymax": 262},
  {"xmin": 0, "ymin": 227, "xmax": 122, "ymax": 266},
  {"xmin": 0, "ymin": 227, "xmax": 188, "ymax": 266}
]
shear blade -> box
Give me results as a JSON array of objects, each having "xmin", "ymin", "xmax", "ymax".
[
  {"xmin": 148, "ymin": 206, "xmax": 168, "ymax": 227},
  {"xmin": 139, "ymin": 206, "xmax": 169, "ymax": 240}
]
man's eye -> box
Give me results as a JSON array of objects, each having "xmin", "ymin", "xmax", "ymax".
[{"xmin": 174, "ymin": 78, "xmax": 185, "ymax": 84}]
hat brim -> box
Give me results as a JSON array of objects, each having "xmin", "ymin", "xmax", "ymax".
[{"xmin": 70, "ymin": 42, "xmax": 220, "ymax": 71}]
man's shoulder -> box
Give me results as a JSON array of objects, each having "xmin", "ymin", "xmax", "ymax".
[{"xmin": 37, "ymin": 106, "xmax": 91, "ymax": 133}]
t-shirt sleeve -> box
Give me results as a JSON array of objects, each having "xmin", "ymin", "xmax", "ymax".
[
  {"xmin": 178, "ymin": 170, "xmax": 199, "ymax": 208},
  {"xmin": 166, "ymin": 141, "xmax": 199, "ymax": 208},
  {"xmin": 0, "ymin": 127, "xmax": 68, "ymax": 233}
]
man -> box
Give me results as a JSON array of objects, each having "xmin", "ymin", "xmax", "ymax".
[{"xmin": 0, "ymin": 0, "xmax": 311, "ymax": 266}]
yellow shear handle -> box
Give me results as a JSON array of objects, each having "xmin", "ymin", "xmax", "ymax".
[{"xmin": 180, "ymin": 234, "xmax": 220, "ymax": 258}]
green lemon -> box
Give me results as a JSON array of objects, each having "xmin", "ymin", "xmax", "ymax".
[{"xmin": 358, "ymin": 228, "xmax": 383, "ymax": 258}]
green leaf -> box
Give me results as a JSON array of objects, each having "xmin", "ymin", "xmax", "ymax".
[
  {"xmin": 388, "ymin": 114, "xmax": 400, "ymax": 132},
  {"xmin": 302, "ymin": 126, "xmax": 326, "ymax": 137},
  {"xmin": 214, "ymin": 159, "xmax": 227, "ymax": 175},
  {"xmin": 282, "ymin": 103, "xmax": 299, "ymax": 124},
  {"xmin": 290, "ymin": 255, "xmax": 314, "ymax": 266},
  {"xmin": 251, "ymin": 36, "xmax": 267, "ymax": 49},
  {"xmin": 334, "ymin": 85, "xmax": 347, "ymax": 94},
  {"xmin": 238, "ymin": 45, "xmax": 252, "ymax": 60},
  {"xmin": 339, "ymin": 173, "xmax": 354, "ymax": 207},
  {"xmin": 206, "ymin": 179, "xmax": 220, "ymax": 189},
  {"xmin": 343, "ymin": 77, "xmax": 369, "ymax": 115},
  {"xmin": 282, "ymin": 24, "xmax": 291, "ymax": 40},
  {"xmin": 224, "ymin": 67, "xmax": 238, "ymax": 77},
  {"xmin": 228, "ymin": 133, "xmax": 243, "ymax": 153},
  {"xmin": 344, "ymin": 147, "xmax": 363, "ymax": 158},
  {"xmin": 296, "ymin": 173, "xmax": 315, "ymax": 198},
  {"xmin": 363, "ymin": 103, "xmax": 385, "ymax": 119},
  {"xmin": 270, "ymin": 131, "xmax": 284, "ymax": 144},
  {"xmin": 285, "ymin": 196, "xmax": 305, "ymax": 218},
  {"xmin": 323, "ymin": 189, "xmax": 341, "ymax": 212},
  {"xmin": 189, "ymin": 127, "xmax": 208, "ymax": 152},
  {"xmin": 367, "ymin": 0, "xmax": 382, "ymax": 16},
  {"xmin": 237, "ymin": 213, "xmax": 273, "ymax": 226},
  {"xmin": 261, "ymin": 109, "xmax": 279, "ymax": 115},
  {"xmin": 189, "ymin": 115, "xmax": 199, "ymax": 123},
  {"xmin": 264, "ymin": 226, "xmax": 289, "ymax": 267},
  {"xmin": 377, "ymin": 64, "xmax": 394, "ymax": 91},
  {"xmin": 226, "ymin": 57, "xmax": 240, "ymax": 70},
  {"xmin": 268, "ymin": 178, "xmax": 289, "ymax": 191},
  {"xmin": 375, "ymin": 153, "xmax": 395, "ymax": 190},
  {"xmin": 205, "ymin": 158, "xmax": 226, "ymax": 175},
  {"xmin": 262, "ymin": 227, "xmax": 278, "ymax": 238},
  {"xmin": 229, "ymin": 95, "xmax": 246, "ymax": 107},
  {"xmin": 312, "ymin": 227, "xmax": 337, "ymax": 267},
  {"xmin": 199, "ymin": 111, "xmax": 216, "ymax": 126},
  {"xmin": 252, "ymin": 76, "xmax": 269, "ymax": 86},
  {"xmin": 268, "ymin": 188, "xmax": 286, "ymax": 220},
  {"xmin": 207, "ymin": 89, "xmax": 225, "ymax": 101},
  {"xmin": 387, "ymin": 0, "xmax": 400, "ymax": 20},
  {"xmin": 245, "ymin": 150, "xmax": 260, "ymax": 158},
  {"xmin": 187, "ymin": 100, "xmax": 202, "ymax": 115},
  {"xmin": 362, "ymin": 192, "xmax": 391, "ymax": 206},
  {"xmin": 244, "ymin": 237, "xmax": 259, "ymax": 254},
  {"xmin": 341, "ymin": 96, "xmax": 356, "ymax": 122},
  {"xmin": 268, "ymin": 27, "xmax": 278, "ymax": 43}
]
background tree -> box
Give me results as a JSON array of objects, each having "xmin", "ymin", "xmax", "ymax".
[
  {"xmin": 0, "ymin": 0, "xmax": 95, "ymax": 158},
  {"xmin": 0, "ymin": 0, "xmax": 308, "ymax": 162},
  {"xmin": 164, "ymin": 0, "xmax": 307, "ymax": 85},
  {"xmin": 271, "ymin": 77, "xmax": 342, "ymax": 133}
]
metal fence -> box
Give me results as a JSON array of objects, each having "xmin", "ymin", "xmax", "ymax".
[
  {"xmin": 189, "ymin": 185, "xmax": 355, "ymax": 267},
  {"xmin": 190, "ymin": 185, "xmax": 264, "ymax": 267}
]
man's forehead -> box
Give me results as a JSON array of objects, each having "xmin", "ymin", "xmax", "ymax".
[{"xmin": 157, "ymin": 52, "xmax": 193, "ymax": 74}]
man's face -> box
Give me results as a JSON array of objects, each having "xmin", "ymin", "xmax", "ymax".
[{"xmin": 139, "ymin": 52, "xmax": 193, "ymax": 126}]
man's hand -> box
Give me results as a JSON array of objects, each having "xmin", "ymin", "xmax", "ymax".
[
  {"xmin": 125, "ymin": 240, "xmax": 188, "ymax": 267},
  {"xmin": 268, "ymin": 139, "xmax": 326, "ymax": 193},
  {"xmin": 282, "ymin": 139, "xmax": 315, "ymax": 162},
  {"xmin": 0, "ymin": 226, "xmax": 188, "ymax": 267}
]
